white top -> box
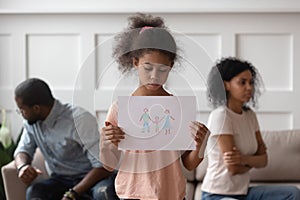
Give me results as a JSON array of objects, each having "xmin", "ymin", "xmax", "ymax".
[{"xmin": 201, "ymin": 106, "xmax": 259, "ymax": 195}]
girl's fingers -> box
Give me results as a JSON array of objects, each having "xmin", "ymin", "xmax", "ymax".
[
  {"xmin": 107, "ymin": 135, "xmax": 125, "ymax": 141},
  {"xmin": 104, "ymin": 130, "xmax": 124, "ymax": 137},
  {"xmin": 105, "ymin": 132, "xmax": 125, "ymax": 141},
  {"xmin": 190, "ymin": 132, "xmax": 204, "ymax": 146},
  {"xmin": 101, "ymin": 126, "xmax": 125, "ymax": 144},
  {"xmin": 191, "ymin": 121, "xmax": 209, "ymax": 131},
  {"xmin": 103, "ymin": 126, "xmax": 125, "ymax": 135},
  {"xmin": 189, "ymin": 122, "xmax": 210, "ymax": 137},
  {"xmin": 190, "ymin": 122, "xmax": 206, "ymax": 145},
  {"xmin": 224, "ymin": 151, "xmax": 234, "ymax": 156},
  {"xmin": 102, "ymin": 125, "xmax": 125, "ymax": 133}
]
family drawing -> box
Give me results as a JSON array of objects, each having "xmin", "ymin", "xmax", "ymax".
[{"xmin": 139, "ymin": 108, "xmax": 175, "ymax": 134}]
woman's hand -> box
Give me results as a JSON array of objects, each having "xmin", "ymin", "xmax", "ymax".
[
  {"xmin": 101, "ymin": 125, "xmax": 125, "ymax": 147},
  {"xmin": 223, "ymin": 147, "xmax": 242, "ymax": 166},
  {"xmin": 189, "ymin": 121, "xmax": 209, "ymax": 149}
]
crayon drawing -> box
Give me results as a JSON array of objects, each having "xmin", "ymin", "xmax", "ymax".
[
  {"xmin": 152, "ymin": 116, "xmax": 163, "ymax": 133},
  {"xmin": 118, "ymin": 96, "xmax": 196, "ymax": 150},
  {"xmin": 161, "ymin": 109, "xmax": 175, "ymax": 134},
  {"xmin": 139, "ymin": 108, "xmax": 151, "ymax": 133}
]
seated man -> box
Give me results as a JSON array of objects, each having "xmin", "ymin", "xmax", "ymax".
[{"xmin": 14, "ymin": 78, "xmax": 118, "ymax": 200}]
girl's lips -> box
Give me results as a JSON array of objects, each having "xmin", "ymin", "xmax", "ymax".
[
  {"xmin": 148, "ymin": 83, "xmax": 160, "ymax": 86},
  {"xmin": 146, "ymin": 83, "xmax": 161, "ymax": 90}
]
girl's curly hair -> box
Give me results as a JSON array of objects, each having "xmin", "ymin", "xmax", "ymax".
[
  {"xmin": 207, "ymin": 57, "xmax": 264, "ymax": 110},
  {"xmin": 112, "ymin": 13, "xmax": 178, "ymax": 73}
]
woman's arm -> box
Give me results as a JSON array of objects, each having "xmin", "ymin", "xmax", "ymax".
[
  {"xmin": 182, "ymin": 122, "xmax": 208, "ymax": 170},
  {"xmin": 218, "ymin": 135, "xmax": 252, "ymax": 175},
  {"xmin": 219, "ymin": 131, "xmax": 268, "ymax": 176},
  {"xmin": 241, "ymin": 130, "xmax": 268, "ymax": 168}
]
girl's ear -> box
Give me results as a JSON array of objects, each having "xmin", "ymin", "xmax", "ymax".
[{"xmin": 133, "ymin": 57, "xmax": 139, "ymax": 68}]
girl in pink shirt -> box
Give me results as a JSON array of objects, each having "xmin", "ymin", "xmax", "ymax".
[{"xmin": 100, "ymin": 13, "xmax": 209, "ymax": 200}]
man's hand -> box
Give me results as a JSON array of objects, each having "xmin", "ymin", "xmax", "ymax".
[{"xmin": 18, "ymin": 164, "xmax": 42, "ymax": 185}]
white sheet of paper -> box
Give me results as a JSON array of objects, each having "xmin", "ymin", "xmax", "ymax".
[{"xmin": 118, "ymin": 96, "xmax": 196, "ymax": 150}]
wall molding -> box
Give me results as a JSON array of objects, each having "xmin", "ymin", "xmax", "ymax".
[
  {"xmin": 1, "ymin": 0, "xmax": 300, "ymax": 14},
  {"xmin": 1, "ymin": 12, "xmax": 300, "ymax": 138}
]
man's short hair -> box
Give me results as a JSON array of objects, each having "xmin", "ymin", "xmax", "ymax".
[{"xmin": 15, "ymin": 78, "xmax": 54, "ymax": 107}]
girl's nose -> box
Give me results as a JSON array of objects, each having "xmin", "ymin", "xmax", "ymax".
[{"xmin": 150, "ymin": 69, "xmax": 159, "ymax": 80}]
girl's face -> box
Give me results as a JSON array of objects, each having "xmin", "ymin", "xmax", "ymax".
[
  {"xmin": 133, "ymin": 51, "xmax": 173, "ymax": 91},
  {"xmin": 225, "ymin": 69, "xmax": 253, "ymax": 105}
]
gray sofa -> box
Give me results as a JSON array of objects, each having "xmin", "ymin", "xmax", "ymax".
[
  {"xmin": 2, "ymin": 130, "xmax": 300, "ymax": 200},
  {"xmin": 184, "ymin": 129, "xmax": 300, "ymax": 200}
]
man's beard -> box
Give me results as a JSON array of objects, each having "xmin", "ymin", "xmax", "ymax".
[{"xmin": 28, "ymin": 120, "xmax": 37, "ymax": 125}]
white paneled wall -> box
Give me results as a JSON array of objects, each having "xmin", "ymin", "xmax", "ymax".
[
  {"xmin": 27, "ymin": 34, "xmax": 81, "ymax": 89},
  {"xmin": 236, "ymin": 34, "xmax": 293, "ymax": 90},
  {"xmin": 1, "ymin": 13, "xmax": 300, "ymax": 140},
  {"xmin": 0, "ymin": 34, "xmax": 13, "ymax": 90}
]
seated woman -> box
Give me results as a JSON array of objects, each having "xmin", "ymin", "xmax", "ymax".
[{"xmin": 201, "ymin": 57, "xmax": 300, "ymax": 200}]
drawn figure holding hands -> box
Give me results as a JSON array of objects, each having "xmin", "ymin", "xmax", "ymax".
[
  {"xmin": 139, "ymin": 108, "xmax": 151, "ymax": 133},
  {"xmin": 162, "ymin": 109, "xmax": 175, "ymax": 134},
  {"xmin": 152, "ymin": 115, "xmax": 163, "ymax": 133}
]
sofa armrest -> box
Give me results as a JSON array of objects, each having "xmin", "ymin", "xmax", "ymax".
[
  {"xmin": 1, "ymin": 148, "xmax": 48, "ymax": 200},
  {"xmin": 31, "ymin": 148, "xmax": 48, "ymax": 177},
  {"xmin": 1, "ymin": 161, "xmax": 26, "ymax": 200}
]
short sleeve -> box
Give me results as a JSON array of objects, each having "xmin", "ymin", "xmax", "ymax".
[
  {"xmin": 73, "ymin": 110, "xmax": 102, "ymax": 168},
  {"xmin": 106, "ymin": 101, "xmax": 118, "ymax": 126},
  {"xmin": 250, "ymin": 109, "xmax": 260, "ymax": 132},
  {"xmin": 13, "ymin": 125, "xmax": 37, "ymax": 159},
  {"xmin": 207, "ymin": 107, "xmax": 233, "ymax": 136}
]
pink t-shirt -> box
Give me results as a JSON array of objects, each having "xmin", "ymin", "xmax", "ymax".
[{"xmin": 100, "ymin": 102, "xmax": 186, "ymax": 200}]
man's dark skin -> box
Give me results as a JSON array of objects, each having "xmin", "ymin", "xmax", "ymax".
[{"xmin": 15, "ymin": 96, "xmax": 112, "ymax": 200}]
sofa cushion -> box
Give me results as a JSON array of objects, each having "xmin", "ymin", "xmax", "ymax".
[
  {"xmin": 194, "ymin": 182, "xmax": 203, "ymax": 200},
  {"xmin": 186, "ymin": 181, "xmax": 195, "ymax": 200},
  {"xmin": 181, "ymin": 160, "xmax": 195, "ymax": 181},
  {"xmin": 249, "ymin": 130, "xmax": 300, "ymax": 181},
  {"xmin": 194, "ymin": 182, "xmax": 300, "ymax": 200},
  {"xmin": 195, "ymin": 129, "xmax": 300, "ymax": 182},
  {"xmin": 249, "ymin": 182, "xmax": 300, "ymax": 189},
  {"xmin": 195, "ymin": 157, "xmax": 208, "ymax": 181}
]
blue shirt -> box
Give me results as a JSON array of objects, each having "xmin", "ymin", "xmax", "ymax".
[{"xmin": 14, "ymin": 100, "xmax": 102, "ymax": 178}]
